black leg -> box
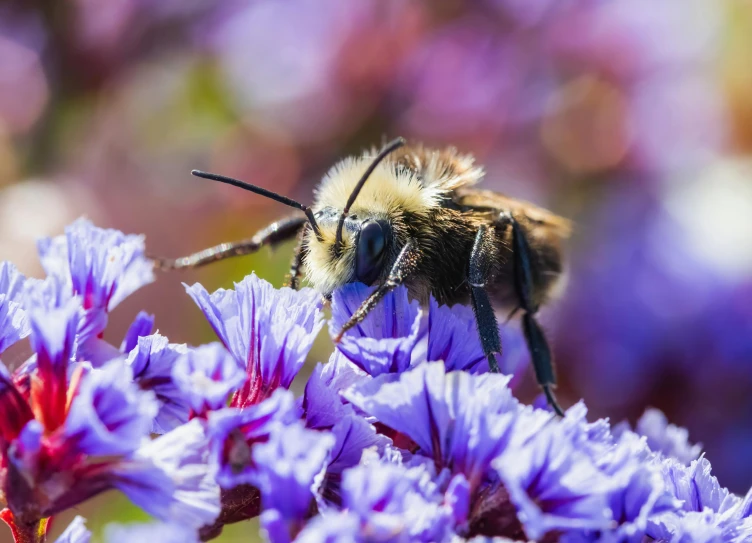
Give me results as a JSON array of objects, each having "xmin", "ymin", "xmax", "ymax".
[
  {"xmin": 501, "ymin": 212, "xmax": 564, "ymax": 416},
  {"xmin": 153, "ymin": 216, "xmax": 307, "ymax": 271},
  {"xmin": 284, "ymin": 225, "xmax": 308, "ymax": 290},
  {"xmin": 333, "ymin": 239, "xmax": 420, "ymax": 342},
  {"xmin": 469, "ymin": 225, "xmax": 502, "ymax": 373}
]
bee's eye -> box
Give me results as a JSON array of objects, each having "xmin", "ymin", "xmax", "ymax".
[{"xmin": 355, "ymin": 220, "xmax": 387, "ymax": 285}]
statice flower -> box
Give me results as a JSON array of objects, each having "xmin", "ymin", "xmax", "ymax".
[
  {"xmin": 0, "ymin": 261, "xmax": 29, "ymax": 355},
  {"xmin": 331, "ymin": 283, "xmax": 424, "ymax": 376},
  {"xmin": 0, "ymin": 276, "xmax": 218, "ymax": 539},
  {"xmin": 104, "ymin": 522, "xmax": 200, "ymax": 543},
  {"xmin": 313, "ymin": 451, "xmax": 462, "ymax": 543},
  {"xmin": 426, "ymin": 298, "xmax": 489, "ymax": 374},
  {"xmin": 54, "ymin": 516, "xmax": 91, "ymax": 543},
  {"xmin": 301, "ymin": 355, "xmax": 367, "ymax": 430},
  {"xmin": 206, "ymin": 388, "xmax": 298, "ymax": 489},
  {"xmin": 322, "ymin": 415, "xmax": 390, "ymax": 492},
  {"xmin": 115, "ymin": 418, "xmax": 220, "ymax": 529},
  {"xmin": 344, "ymin": 362, "xmax": 519, "ymax": 484},
  {"xmin": 172, "ymin": 342, "xmax": 245, "ymax": 418},
  {"xmin": 635, "ymin": 408, "xmax": 703, "ymax": 465},
  {"xmin": 660, "ymin": 457, "xmax": 739, "ymax": 517},
  {"xmin": 333, "ymin": 284, "xmax": 529, "ymax": 379},
  {"xmin": 120, "ymin": 311, "xmax": 155, "ymax": 353},
  {"xmin": 36, "ymin": 218, "xmax": 154, "ymax": 343},
  {"xmin": 186, "ymin": 273, "xmax": 323, "ymax": 408},
  {"xmin": 55, "ymin": 517, "xmax": 203, "ymax": 543},
  {"xmin": 561, "ymin": 429, "xmax": 678, "ymax": 542},
  {"xmin": 344, "ymin": 362, "xmax": 552, "ymax": 537},
  {"xmin": 638, "ymin": 456, "xmax": 752, "ymax": 542},
  {"xmin": 64, "ymin": 360, "xmax": 157, "ymax": 456},
  {"xmin": 297, "ymin": 450, "xmax": 463, "ymax": 543},
  {"xmin": 254, "ymin": 422, "xmax": 335, "ymax": 543},
  {"xmin": 493, "ymin": 417, "xmax": 614, "ymax": 540},
  {"xmin": 294, "ymin": 513, "xmax": 361, "ymax": 543},
  {"xmin": 4, "ymin": 217, "xmax": 752, "ymax": 543},
  {"xmin": 126, "ymin": 333, "xmax": 190, "ymax": 433}
]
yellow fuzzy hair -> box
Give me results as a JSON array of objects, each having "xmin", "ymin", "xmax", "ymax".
[{"xmin": 303, "ymin": 147, "xmax": 483, "ymax": 294}]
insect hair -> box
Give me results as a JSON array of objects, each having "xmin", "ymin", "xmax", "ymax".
[{"xmin": 332, "ymin": 137, "xmax": 406, "ymax": 256}]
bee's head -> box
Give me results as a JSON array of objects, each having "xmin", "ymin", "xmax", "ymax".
[
  {"xmin": 302, "ymin": 138, "xmax": 445, "ymax": 295},
  {"xmin": 305, "ymin": 207, "xmax": 395, "ymax": 294},
  {"xmin": 191, "ymin": 138, "xmax": 433, "ymax": 295}
]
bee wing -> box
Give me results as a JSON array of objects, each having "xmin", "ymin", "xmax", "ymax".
[{"xmin": 453, "ymin": 188, "xmax": 573, "ymax": 239}]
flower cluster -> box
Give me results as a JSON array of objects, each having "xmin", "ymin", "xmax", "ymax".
[
  {"xmin": 0, "ymin": 220, "xmax": 219, "ymax": 542},
  {"xmin": 1, "ymin": 219, "xmax": 750, "ymax": 543}
]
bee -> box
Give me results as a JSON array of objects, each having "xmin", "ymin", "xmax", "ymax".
[{"xmin": 155, "ymin": 138, "xmax": 571, "ymax": 415}]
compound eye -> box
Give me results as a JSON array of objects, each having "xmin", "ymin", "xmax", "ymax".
[{"xmin": 355, "ymin": 221, "xmax": 387, "ymax": 285}]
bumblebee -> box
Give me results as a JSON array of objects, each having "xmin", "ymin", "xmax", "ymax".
[{"xmin": 156, "ymin": 139, "xmax": 571, "ymax": 414}]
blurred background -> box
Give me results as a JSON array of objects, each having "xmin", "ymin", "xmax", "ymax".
[{"xmin": 1, "ymin": 0, "xmax": 752, "ymax": 539}]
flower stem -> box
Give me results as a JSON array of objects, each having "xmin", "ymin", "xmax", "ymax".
[
  {"xmin": 0, "ymin": 509, "xmax": 49, "ymax": 543},
  {"xmin": 198, "ymin": 485, "xmax": 261, "ymax": 541}
]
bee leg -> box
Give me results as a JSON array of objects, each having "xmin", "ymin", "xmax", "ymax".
[
  {"xmin": 152, "ymin": 215, "xmax": 307, "ymax": 271},
  {"xmin": 501, "ymin": 212, "xmax": 564, "ymax": 416},
  {"xmin": 469, "ymin": 225, "xmax": 502, "ymax": 373},
  {"xmin": 284, "ymin": 225, "xmax": 308, "ymax": 290},
  {"xmin": 334, "ymin": 239, "xmax": 420, "ymax": 342}
]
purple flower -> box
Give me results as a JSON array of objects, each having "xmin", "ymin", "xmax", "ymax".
[
  {"xmin": 207, "ymin": 389, "xmax": 298, "ymax": 489},
  {"xmin": 635, "ymin": 408, "xmax": 702, "ymax": 465},
  {"xmin": 65, "ymin": 360, "xmax": 158, "ymax": 456},
  {"xmin": 301, "ymin": 353, "xmax": 368, "ymax": 430},
  {"xmin": 319, "ymin": 413, "xmax": 391, "ymax": 507},
  {"xmin": 54, "ymin": 516, "xmax": 91, "ymax": 543},
  {"xmin": 37, "ymin": 218, "xmax": 154, "ymax": 340},
  {"xmin": 336, "ymin": 451, "xmax": 457, "ymax": 542},
  {"xmin": 126, "ymin": 333, "xmax": 190, "ymax": 433},
  {"xmin": 115, "ymin": 418, "xmax": 221, "ymax": 530},
  {"xmin": 344, "ymin": 362, "xmax": 519, "ymax": 487},
  {"xmin": 646, "ymin": 480, "xmax": 752, "ymax": 542},
  {"xmin": 648, "ymin": 510, "xmax": 726, "ymax": 543},
  {"xmin": 25, "ymin": 293, "xmax": 81, "ymax": 433},
  {"xmin": 2, "ymin": 338, "xmax": 206, "ymax": 528},
  {"xmin": 330, "ymin": 283, "xmax": 424, "ymax": 376},
  {"xmin": 658, "ymin": 457, "xmax": 739, "ymax": 516},
  {"xmin": 120, "ymin": 311, "xmax": 155, "ymax": 353},
  {"xmin": 294, "ymin": 513, "xmax": 361, "ymax": 543},
  {"xmin": 326, "ymin": 415, "xmax": 390, "ymax": 476},
  {"xmin": 494, "ymin": 422, "xmax": 614, "ymax": 539},
  {"xmin": 172, "ymin": 342, "xmax": 245, "ymax": 417},
  {"xmin": 23, "ymin": 274, "xmax": 125, "ymax": 369},
  {"xmin": 104, "ymin": 522, "xmax": 198, "ymax": 543},
  {"xmin": 254, "ymin": 423, "xmax": 335, "ymax": 543},
  {"xmin": 427, "ymin": 297, "xmax": 488, "ymax": 373},
  {"xmin": 185, "ymin": 274, "xmax": 323, "ymax": 407},
  {"xmin": 427, "ymin": 298, "xmax": 530, "ymax": 378},
  {"xmin": 0, "ymin": 261, "xmax": 29, "ymax": 355},
  {"xmin": 574, "ymin": 430, "xmax": 679, "ymax": 542}
]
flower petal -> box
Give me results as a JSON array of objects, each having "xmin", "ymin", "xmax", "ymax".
[
  {"xmin": 172, "ymin": 342, "xmax": 245, "ymax": 416},
  {"xmin": 65, "ymin": 360, "xmax": 158, "ymax": 455},
  {"xmin": 126, "ymin": 333, "xmax": 190, "ymax": 433},
  {"xmin": 330, "ymin": 283, "xmax": 425, "ymax": 376}
]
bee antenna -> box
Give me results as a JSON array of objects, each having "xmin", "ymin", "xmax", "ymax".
[
  {"xmin": 333, "ymin": 137, "xmax": 406, "ymax": 256},
  {"xmin": 191, "ymin": 170, "xmax": 322, "ymax": 240}
]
